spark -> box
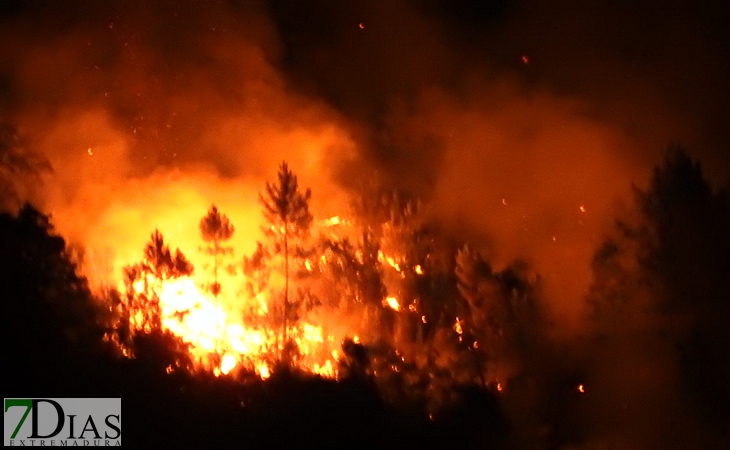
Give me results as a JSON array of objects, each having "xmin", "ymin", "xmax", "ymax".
[
  {"xmin": 414, "ymin": 265, "xmax": 423, "ymax": 275},
  {"xmin": 579, "ymin": 205, "xmax": 586, "ymax": 213},
  {"xmin": 87, "ymin": 148, "xmax": 93, "ymax": 156},
  {"xmin": 453, "ymin": 317, "xmax": 463, "ymax": 335},
  {"xmin": 502, "ymin": 198, "xmax": 507, "ymax": 206},
  {"xmin": 497, "ymin": 383, "xmax": 503, "ymax": 392},
  {"xmin": 578, "ymin": 384, "xmax": 585, "ymax": 393},
  {"xmin": 521, "ymin": 55, "xmax": 530, "ymax": 64},
  {"xmin": 358, "ymin": 23, "xmax": 365, "ymax": 29}
]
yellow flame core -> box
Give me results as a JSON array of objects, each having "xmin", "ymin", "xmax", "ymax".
[
  {"xmin": 453, "ymin": 318, "xmax": 463, "ymax": 335},
  {"xmin": 123, "ymin": 275, "xmax": 340, "ymax": 378}
]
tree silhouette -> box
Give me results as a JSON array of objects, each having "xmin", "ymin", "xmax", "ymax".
[
  {"xmin": 123, "ymin": 230, "xmax": 193, "ymax": 334},
  {"xmin": 1, "ymin": 203, "xmax": 103, "ymax": 388},
  {"xmin": 0, "ymin": 122, "xmax": 51, "ymax": 212},
  {"xmin": 259, "ymin": 161, "xmax": 313, "ymax": 361},
  {"xmin": 199, "ymin": 204, "xmax": 235, "ymax": 298},
  {"xmin": 588, "ymin": 147, "xmax": 730, "ymax": 425}
]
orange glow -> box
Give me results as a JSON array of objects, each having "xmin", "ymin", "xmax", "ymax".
[
  {"xmin": 453, "ymin": 318, "xmax": 463, "ymax": 335},
  {"xmin": 122, "ymin": 271, "xmax": 341, "ymax": 378},
  {"xmin": 358, "ymin": 23, "xmax": 365, "ymax": 30},
  {"xmin": 497, "ymin": 383, "xmax": 503, "ymax": 392},
  {"xmin": 378, "ymin": 251, "xmax": 402, "ymax": 272},
  {"xmin": 385, "ymin": 296, "xmax": 400, "ymax": 311},
  {"xmin": 578, "ymin": 384, "xmax": 585, "ymax": 393},
  {"xmin": 414, "ymin": 265, "xmax": 423, "ymax": 275}
]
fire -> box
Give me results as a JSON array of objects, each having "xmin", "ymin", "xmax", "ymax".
[
  {"xmin": 122, "ymin": 274, "xmax": 340, "ymax": 378},
  {"xmin": 384, "ymin": 296, "xmax": 400, "ymax": 311},
  {"xmin": 258, "ymin": 364, "xmax": 270, "ymax": 379},
  {"xmin": 453, "ymin": 317, "xmax": 463, "ymax": 335},
  {"xmin": 220, "ymin": 354, "xmax": 237, "ymax": 375}
]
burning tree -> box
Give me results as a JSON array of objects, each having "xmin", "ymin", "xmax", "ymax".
[
  {"xmin": 199, "ymin": 204, "xmax": 235, "ymax": 298},
  {"xmin": 122, "ymin": 230, "xmax": 194, "ymax": 335},
  {"xmin": 259, "ymin": 161, "xmax": 313, "ymax": 363}
]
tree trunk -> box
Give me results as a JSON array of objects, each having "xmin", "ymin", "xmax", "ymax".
[
  {"xmin": 283, "ymin": 225, "xmax": 289, "ymax": 362},
  {"xmin": 213, "ymin": 239, "xmax": 219, "ymax": 298}
]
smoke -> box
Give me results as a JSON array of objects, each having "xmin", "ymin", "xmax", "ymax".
[
  {"xmin": 2, "ymin": 0, "xmax": 729, "ymax": 447},
  {"xmin": 0, "ymin": 0, "xmax": 356, "ymax": 285}
]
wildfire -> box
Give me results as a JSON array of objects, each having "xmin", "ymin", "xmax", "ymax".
[
  {"xmin": 453, "ymin": 317, "xmax": 463, "ymax": 335},
  {"xmin": 123, "ymin": 274, "xmax": 339, "ymax": 378},
  {"xmin": 220, "ymin": 354, "xmax": 237, "ymax": 375},
  {"xmin": 384, "ymin": 296, "xmax": 401, "ymax": 311}
]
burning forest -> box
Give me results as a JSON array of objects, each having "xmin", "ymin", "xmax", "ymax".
[{"xmin": 2, "ymin": 1, "xmax": 730, "ymax": 448}]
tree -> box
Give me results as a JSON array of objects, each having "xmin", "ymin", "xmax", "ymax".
[
  {"xmin": 123, "ymin": 230, "xmax": 193, "ymax": 334},
  {"xmin": 1, "ymin": 203, "xmax": 103, "ymax": 390},
  {"xmin": 587, "ymin": 147, "xmax": 730, "ymax": 427},
  {"xmin": 0, "ymin": 122, "xmax": 51, "ymax": 212},
  {"xmin": 259, "ymin": 161, "xmax": 313, "ymax": 360},
  {"xmin": 199, "ymin": 204, "xmax": 235, "ymax": 298}
]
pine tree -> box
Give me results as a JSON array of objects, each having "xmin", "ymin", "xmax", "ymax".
[
  {"xmin": 259, "ymin": 161, "xmax": 313, "ymax": 360},
  {"xmin": 199, "ymin": 204, "xmax": 235, "ymax": 297},
  {"xmin": 0, "ymin": 122, "xmax": 51, "ymax": 212},
  {"xmin": 588, "ymin": 147, "xmax": 730, "ymax": 420},
  {"xmin": 123, "ymin": 230, "xmax": 193, "ymax": 333}
]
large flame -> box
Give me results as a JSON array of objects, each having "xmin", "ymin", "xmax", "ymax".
[{"xmin": 122, "ymin": 263, "xmax": 343, "ymax": 378}]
